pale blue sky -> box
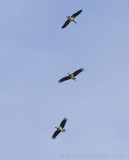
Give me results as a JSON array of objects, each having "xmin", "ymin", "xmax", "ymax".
[{"xmin": 0, "ymin": 0, "xmax": 129, "ymax": 160}]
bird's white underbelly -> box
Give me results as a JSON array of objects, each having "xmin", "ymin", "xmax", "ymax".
[
  {"xmin": 58, "ymin": 127, "xmax": 64, "ymax": 131},
  {"xmin": 70, "ymin": 74, "xmax": 75, "ymax": 79},
  {"xmin": 69, "ymin": 17, "xmax": 74, "ymax": 21}
]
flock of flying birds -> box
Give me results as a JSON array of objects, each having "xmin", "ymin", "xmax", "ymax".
[{"xmin": 52, "ymin": 10, "xmax": 83, "ymax": 139}]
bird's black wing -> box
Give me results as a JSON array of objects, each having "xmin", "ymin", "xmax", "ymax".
[
  {"xmin": 73, "ymin": 68, "xmax": 84, "ymax": 77},
  {"xmin": 52, "ymin": 130, "xmax": 61, "ymax": 139},
  {"xmin": 58, "ymin": 76, "xmax": 71, "ymax": 83},
  {"xmin": 62, "ymin": 20, "xmax": 70, "ymax": 29},
  {"xmin": 71, "ymin": 10, "xmax": 82, "ymax": 18},
  {"xmin": 60, "ymin": 118, "xmax": 67, "ymax": 128}
]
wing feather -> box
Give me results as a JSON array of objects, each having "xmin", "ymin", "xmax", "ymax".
[
  {"xmin": 60, "ymin": 118, "xmax": 67, "ymax": 128},
  {"xmin": 52, "ymin": 130, "xmax": 61, "ymax": 139},
  {"xmin": 62, "ymin": 20, "xmax": 70, "ymax": 29},
  {"xmin": 73, "ymin": 68, "xmax": 84, "ymax": 77},
  {"xmin": 58, "ymin": 76, "xmax": 71, "ymax": 83},
  {"xmin": 71, "ymin": 10, "xmax": 82, "ymax": 18}
]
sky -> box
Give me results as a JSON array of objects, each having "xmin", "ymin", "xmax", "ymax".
[{"xmin": 0, "ymin": 0, "xmax": 129, "ymax": 160}]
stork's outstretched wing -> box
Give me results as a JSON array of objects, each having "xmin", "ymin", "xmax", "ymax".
[
  {"xmin": 71, "ymin": 10, "xmax": 82, "ymax": 18},
  {"xmin": 58, "ymin": 76, "xmax": 71, "ymax": 83},
  {"xmin": 73, "ymin": 68, "xmax": 84, "ymax": 77},
  {"xmin": 60, "ymin": 118, "xmax": 67, "ymax": 128},
  {"xmin": 52, "ymin": 130, "xmax": 61, "ymax": 139},
  {"xmin": 62, "ymin": 20, "xmax": 70, "ymax": 29}
]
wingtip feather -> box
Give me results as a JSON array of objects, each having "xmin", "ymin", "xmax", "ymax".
[{"xmin": 64, "ymin": 118, "xmax": 68, "ymax": 121}]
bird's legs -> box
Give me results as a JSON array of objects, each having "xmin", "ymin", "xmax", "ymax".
[{"xmin": 73, "ymin": 20, "xmax": 77, "ymax": 24}]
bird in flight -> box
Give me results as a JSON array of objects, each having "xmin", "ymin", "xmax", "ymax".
[
  {"xmin": 58, "ymin": 68, "xmax": 84, "ymax": 83},
  {"xmin": 52, "ymin": 118, "xmax": 67, "ymax": 139},
  {"xmin": 62, "ymin": 10, "xmax": 82, "ymax": 29}
]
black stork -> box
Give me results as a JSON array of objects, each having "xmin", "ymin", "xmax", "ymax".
[
  {"xmin": 52, "ymin": 118, "xmax": 67, "ymax": 139},
  {"xmin": 58, "ymin": 68, "xmax": 84, "ymax": 83},
  {"xmin": 62, "ymin": 10, "xmax": 82, "ymax": 29}
]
